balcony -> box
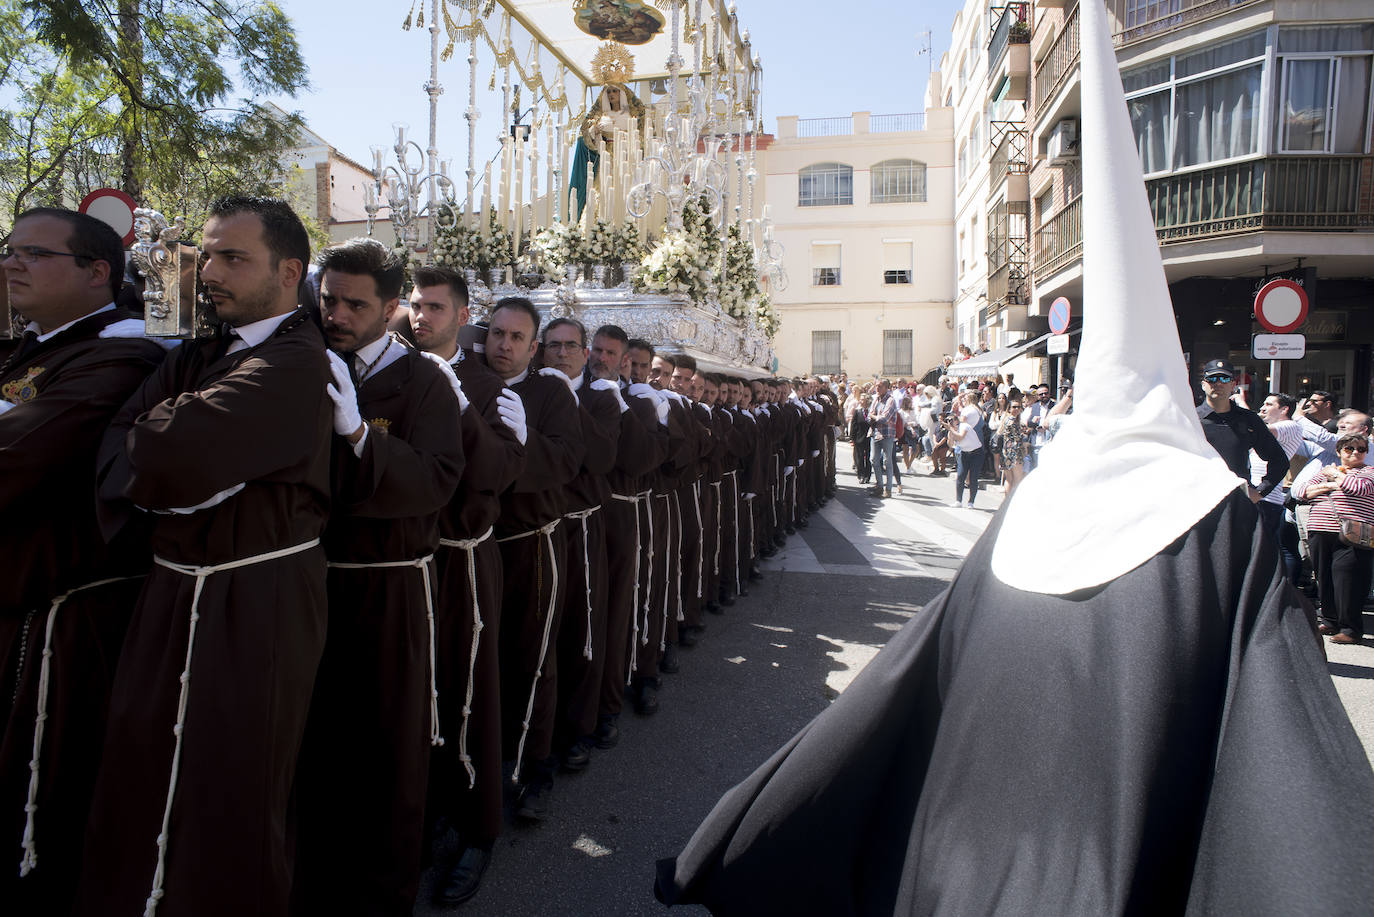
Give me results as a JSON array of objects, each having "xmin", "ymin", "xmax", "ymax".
[
  {"xmin": 989, "ymin": 2, "xmax": 1030, "ymax": 69},
  {"xmin": 988, "ymin": 200, "xmax": 1031, "ymax": 310},
  {"xmin": 1034, "ymin": 3, "xmax": 1079, "ymax": 120},
  {"xmin": 1109, "ymin": 0, "xmax": 1266, "ymax": 48},
  {"xmin": 989, "ymin": 121, "xmax": 1030, "ymax": 202},
  {"xmin": 1033, "ymin": 195, "xmax": 1083, "ymax": 279},
  {"xmin": 1147, "ymin": 156, "xmax": 1374, "ymax": 242}
]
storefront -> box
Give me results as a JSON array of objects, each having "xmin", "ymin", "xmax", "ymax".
[{"xmin": 1173, "ymin": 273, "xmax": 1374, "ymax": 411}]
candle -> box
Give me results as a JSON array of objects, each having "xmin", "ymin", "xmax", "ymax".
[
  {"xmin": 482, "ymin": 162, "xmax": 492, "ymax": 215},
  {"xmin": 371, "ymin": 146, "xmax": 385, "ymax": 175},
  {"xmin": 512, "ymin": 133, "xmax": 524, "ymax": 253},
  {"xmin": 529, "ymin": 127, "xmax": 540, "ymax": 235},
  {"xmin": 545, "ymin": 120, "xmax": 554, "ymax": 227},
  {"xmin": 499, "ymin": 137, "xmax": 511, "ymax": 225}
]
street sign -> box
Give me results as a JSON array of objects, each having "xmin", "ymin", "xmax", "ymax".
[
  {"xmin": 78, "ymin": 188, "xmax": 139, "ymax": 246},
  {"xmin": 1253, "ymin": 278, "xmax": 1308, "ymax": 333},
  {"xmin": 1047, "ymin": 334, "xmax": 1070, "ymax": 355},
  {"xmin": 1252, "ymin": 333, "xmax": 1306, "ymax": 361},
  {"xmin": 1048, "ymin": 297, "xmax": 1071, "ymax": 335}
]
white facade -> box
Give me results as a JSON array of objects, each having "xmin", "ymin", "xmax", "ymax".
[{"xmin": 766, "ymin": 109, "xmax": 957, "ymax": 381}]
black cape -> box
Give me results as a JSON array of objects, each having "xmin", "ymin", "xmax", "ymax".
[{"xmin": 657, "ymin": 491, "xmax": 1374, "ymax": 915}]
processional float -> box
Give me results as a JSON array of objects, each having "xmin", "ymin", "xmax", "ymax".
[{"xmin": 96, "ymin": 1, "xmax": 784, "ymax": 376}]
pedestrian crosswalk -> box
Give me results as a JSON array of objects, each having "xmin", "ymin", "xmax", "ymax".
[{"xmin": 760, "ymin": 463, "xmax": 1003, "ymax": 580}]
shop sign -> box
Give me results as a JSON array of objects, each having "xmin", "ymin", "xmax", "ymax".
[{"xmin": 1304, "ymin": 311, "xmax": 1347, "ymax": 342}]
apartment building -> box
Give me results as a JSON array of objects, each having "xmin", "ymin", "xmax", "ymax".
[
  {"xmin": 1029, "ymin": 0, "xmax": 1374, "ymax": 405},
  {"xmin": 767, "ymin": 109, "xmax": 957, "ymax": 380}
]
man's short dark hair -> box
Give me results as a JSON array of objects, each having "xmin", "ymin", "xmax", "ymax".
[
  {"xmin": 627, "ymin": 337, "xmax": 654, "ymax": 357},
  {"xmin": 412, "ymin": 265, "xmax": 468, "ymax": 307},
  {"xmin": 16, "ymin": 207, "xmax": 125, "ymax": 298},
  {"xmin": 594, "ymin": 324, "xmax": 629, "ymax": 348},
  {"xmin": 1268, "ymin": 392, "xmax": 1296, "ymax": 417},
  {"xmin": 655, "ymin": 352, "xmax": 678, "ymax": 368},
  {"xmin": 1309, "ymin": 390, "xmax": 1334, "ymax": 407},
  {"xmin": 674, "ymin": 354, "xmax": 697, "ymax": 373},
  {"xmin": 208, "ymin": 196, "xmax": 311, "ymax": 273},
  {"xmin": 491, "ymin": 296, "xmax": 542, "ymax": 338},
  {"xmin": 315, "ymin": 237, "xmax": 406, "ymax": 301},
  {"xmin": 544, "ymin": 316, "xmax": 586, "ymax": 347}
]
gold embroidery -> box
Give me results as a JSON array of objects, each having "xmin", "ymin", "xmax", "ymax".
[
  {"xmin": 2, "ymin": 366, "xmax": 44, "ymax": 403},
  {"xmin": 369, "ymin": 417, "xmax": 392, "ymax": 434}
]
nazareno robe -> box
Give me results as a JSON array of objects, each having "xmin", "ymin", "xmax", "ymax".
[
  {"xmin": 429, "ymin": 353, "xmax": 526, "ymax": 847},
  {"xmin": 294, "ymin": 341, "xmax": 464, "ymax": 916},
  {"xmin": 80, "ymin": 311, "xmax": 333, "ymax": 917},
  {"xmin": 0, "ymin": 308, "xmax": 164, "ymax": 916},
  {"xmin": 657, "ymin": 491, "xmax": 1374, "ymax": 916}
]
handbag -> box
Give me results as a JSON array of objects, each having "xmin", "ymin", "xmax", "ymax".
[{"xmin": 1338, "ymin": 513, "xmax": 1374, "ymax": 550}]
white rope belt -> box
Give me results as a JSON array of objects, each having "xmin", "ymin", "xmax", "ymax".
[
  {"xmin": 496, "ymin": 519, "xmax": 560, "ymax": 783},
  {"xmin": 642, "ymin": 492, "xmax": 657, "ymax": 647},
  {"xmin": 438, "ymin": 526, "xmax": 495, "ymax": 789},
  {"xmin": 327, "ymin": 554, "xmax": 443, "ymax": 748},
  {"xmin": 19, "ymin": 574, "xmax": 145, "ymax": 878},
  {"xmin": 611, "ymin": 491, "xmax": 647, "ymax": 671},
  {"xmin": 726, "ymin": 473, "xmax": 742, "ymax": 593},
  {"xmin": 564, "ymin": 506, "xmax": 601, "ymax": 661},
  {"xmin": 692, "ymin": 481, "xmax": 704, "ymax": 598},
  {"xmin": 655, "ymin": 494, "xmax": 673, "ymax": 650},
  {"xmin": 144, "ymin": 538, "xmax": 319, "ymax": 917},
  {"xmin": 670, "ymin": 491, "xmax": 684, "ymax": 625},
  {"xmin": 744, "ymin": 493, "xmax": 756, "ymax": 564},
  {"xmin": 710, "ymin": 481, "xmax": 723, "ymax": 575}
]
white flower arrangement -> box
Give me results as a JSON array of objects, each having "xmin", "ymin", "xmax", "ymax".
[
  {"xmin": 529, "ymin": 222, "xmax": 587, "ymax": 282},
  {"xmin": 613, "ymin": 220, "xmax": 643, "ymax": 263},
  {"xmin": 585, "ymin": 219, "xmax": 616, "ymax": 264},
  {"xmin": 754, "ymin": 293, "xmax": 780, "ymax": 338},
  {"xmin": 719, "ymin": 223, "xmax": 762, "ymax": 321},
  {"xmin": 429, "ymin": 207, "xmax": 513, "ymax": 275},
  {"xmin": 632, "ymin": 229, "xmax": 715, "ymax": 302}
]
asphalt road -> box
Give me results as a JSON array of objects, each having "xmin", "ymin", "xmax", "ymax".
[{"xmin": 415, "ymin": 452, "xmax": 1374, "ymax": 916}]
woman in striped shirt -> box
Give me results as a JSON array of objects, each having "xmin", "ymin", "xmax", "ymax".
[{"xmin": 1296, "ymin": 432, "xmax": 1374, "ymax": 644}]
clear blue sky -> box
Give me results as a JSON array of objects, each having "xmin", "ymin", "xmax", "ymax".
[{"xmin": 269, "ymin": 0, "xmax": 963, "ymax": 168}]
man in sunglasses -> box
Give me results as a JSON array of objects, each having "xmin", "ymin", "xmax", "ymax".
[{"xmin": 1196, "ymin": 358, "xmax": 1287, "ymax": 502}]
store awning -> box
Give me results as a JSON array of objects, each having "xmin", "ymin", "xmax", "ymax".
[{"xmin": 946, "ymin": 332, "xmax": 1053, "ymax": 377}]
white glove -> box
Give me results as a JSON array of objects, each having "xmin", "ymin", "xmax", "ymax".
[
  {"xmin": 154, "ymin": 483, "xmax": 246, "ymax": 515},
  {"xmin": 325, "ymin": 350, "xmax": 363, "ymax": 438},
  {"xmin": 421, "ymin": 351, "xmax": 469, "ymax": 412},
  {"xmin": 0, "ymin": 400, "xmax": 15, "ymax": 416},
  {"xmin": 811, "ymin": 450, "xmax": 820, "ymax": 458},
  {"xmin": 654, "ymin": 398, "xmax": 670, "ymax": 426},
  {"xmin": 783, "ymin": 465, "xmax": 795, "ymax": 477},
  {"xmin": 496, "ymin": 387, "xmax": 528, "ymax": 445},
  {"xmin": 591, "ymin": 377, "xmax": 628, "ymax": 413},
  {"xmin": 628, "ymin": 382, "xmax": 658, "ymax": 401},
  {"xmin": 539, "ymin": 366, "xmax": 578, "ymax": 403},
  {"xmin": 743, "ymin": 492, "xmax": 757, "ymax": 500}
]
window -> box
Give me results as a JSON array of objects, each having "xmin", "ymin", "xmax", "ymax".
[
  {"xmin": 1123, "ymin": 31, "xmax": 1266, "ymax": 174},
  {"xmin": 1275, "ymin": 25, "xmax": 1373, "ymax": 154},
  {"xmin": 871, "ymin": 159, "xmax": 928, "ymax": 203},
  {"xmin": 799, "ymin": 163, "xmax": 853, "ymax": 206},
  {"xmin": 811, "ymin": 331, "xmax": 842, "ymax": 374},
  {"xmin": 883, "ymin": 330, "xmax": 913, "ymax": 376},
  {"xmin": 811, "ymin": 242, "xmax": 841, "ymax": 286},
  {"xmin": 883, "ymin": 240, "xmax": 913, "ymax": 284},
  {"xmin": 1036, "ymin": 187, "xmax": 1054, "ymax": 222},
  {"xmin": 957, "ymin": 141, "xmax": 968, "ymax": 186}
]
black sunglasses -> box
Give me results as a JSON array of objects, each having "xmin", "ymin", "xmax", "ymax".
[{"xmin": 1205, "ymin": 374, "xmax": 1233, "ymax": 384}]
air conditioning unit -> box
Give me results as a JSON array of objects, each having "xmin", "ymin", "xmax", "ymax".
[{"xmin": 1047, "ymin": 119, "xmax": 1079, "ymax": 164}]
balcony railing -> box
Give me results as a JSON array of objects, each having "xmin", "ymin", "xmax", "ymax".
[
  {"xmin": 1109, "ymin": 0, "xmax": 1266, "ymax": 48},
  {"xmin": 797, "ymin": 116, "xmax": 852, "ymax": 138},
  {"xmin": 989, "ymin": 121, "xmax": 1029, "ymax": 194},
  {"xmin": 1147, "ymin": 156, "xmax": 1374, "ymax": 241},
  {"xmin": 1034, "ymin": 3, "xmax": 1079, "ymax": 119},
  {"xmin": 988, "ymin": 2, "xmax": 1030, "ymax": 70},
  {"xmin": 871, "ymin": 112, "xmax": 926, "ymax": 133},
  {"xmin": 1033, "ymin": 195, "xmax": 1083, "ymax": 279}
]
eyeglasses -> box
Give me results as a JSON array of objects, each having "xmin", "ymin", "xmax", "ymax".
[
  {"xmin": 542, "ymin": 341, "xmax": 584, "ymax": 352},
  {"xmin": 1341, "ymin": 445, "xmax": 1368, "ymax": 454},
  {"xmin": 1204, "ymin": 374, "xmax": 1233, "ymax": 384},
  {"xmin": 1, "ymin": 245, "xmax": 88, "ymax": 264}
]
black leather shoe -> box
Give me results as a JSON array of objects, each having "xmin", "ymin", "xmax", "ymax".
[
  {"xmin": 516, "ymin": 779, "xmax": 551, "ymax": 821},
  {"xmin": 718, "ymin": 592, "xmax": 736, "ymax": 607},
  {"xmin": 785, "ymin": 524, "xmax": 796, "ymax": 535},
  {"xmin": 705, "ymin": 600, "xmax": 723, "ymax": 614},
  {"xmin": 634, "ymin": 680, "xmax": 660, "ymax": 715},
  {"xmin": 736, "ymin": 586, "xmax": 749, "ymax": 597},
  {"xmin": 593, "ymin": 715, "xmax": 619, "ymax": 749},
  {"xmin": 759, "ymin": 545, "xmax": 776, "ymax": 558},
  {"xmin": 660, "ymin": 643, "xmax": 681, "ymax": 673},
  {"xmin": 560, "ymin": 737, "xmax": 592, "ymax": 772},
  {"xmin": 433, "ymin": 844, "xmax": 492, "ymax": 905},
  {"xmin": 748, "ymin": 566, "xmax": 762, "ymax": 581},
  {"xmin": 678, "ymin": 626, "xmax": 699, "ymax": 647}
]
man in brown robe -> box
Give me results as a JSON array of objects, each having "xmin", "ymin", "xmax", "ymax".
[
  {"xmin": 542, "ymin": 318, "xmax": 621, "ymax": 775},
  {"xmin": 81, "ymin": 196, "xmax": 332, "ymax": 917},
  {"xmin": 406, "ymin": 266, "xmax": 527, "ymax": 906},
  {"xmin": 292, "ymin": 238, "xmax": 464, "ymax": 915},
  {"xmin": 592, "ymin": 328, "xmax": 668, "ymax": 745},
  {"xmin": 0, "ymin": 209, "xmax": 165, "ymax": 915},
  {"xmin": 489, "ymin": 298, "xmax": 584, "ymax": 822}
]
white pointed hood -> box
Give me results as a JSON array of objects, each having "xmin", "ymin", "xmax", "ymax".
[{"xmin": 990, "ymin": 0, "xmax": 1243, "ymax": 594}]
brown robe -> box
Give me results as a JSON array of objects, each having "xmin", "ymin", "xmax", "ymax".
[
  {"xmin": 635, "ymin": 397, "xmax": 695, "ymax": 681},
  {"xmin": 0, "ymin": 309, "xmax": 164, "ymax": 916},
  {"xmin": 496, "ymin": 372, "xmax": 583, "ymax": 783},
  {"xmin": 293, "ymin": 341, "xmax": 463, "ymax": 916},
  {"xmin": 429, "ymin": 353, "xmax": 525, "ymax": 847},
  {"xmin": 78, "ymin": 311, "xmax": 333, "ymax": 917},
  {"xmin": 555, "ymin": 382, "xmax": 621, "ymax": 749},
  {"xmin": 600, "ymin": 385, "xmax": 668, "ymax": 718}
]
